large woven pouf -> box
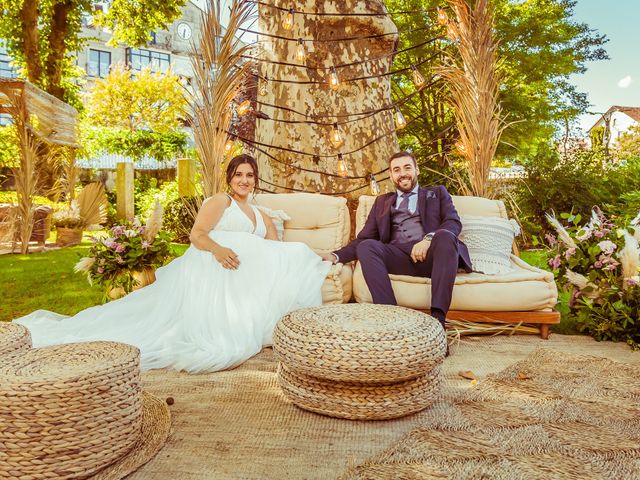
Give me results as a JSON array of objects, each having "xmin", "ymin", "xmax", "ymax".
[
  {"xmin": 0, "ymin": 322, "xmax": 32, "ymax": 357},
  {"xmin": 272, "ymin": 304, "xmax": 446, "ymax": 420},
  {"xmin": 0, "ymin": 341, "xmax": 143, "ymax": 479}
]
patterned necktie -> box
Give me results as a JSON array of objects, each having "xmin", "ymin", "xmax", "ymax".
[{"xmin": 398, "ymin": 192, "xmax": 413, "ymax": 212}]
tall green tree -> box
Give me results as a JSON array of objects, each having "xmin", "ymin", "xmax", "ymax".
[
  {"xmin": 387, "ymin": 0, "xmax": 608, "ymax": 180},
  {"xmin": 0, "ymin": 0, "xmax": 186, "ymax": 106}
]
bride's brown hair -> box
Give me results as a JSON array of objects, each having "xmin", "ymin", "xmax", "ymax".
[{"xmin": 226, "ymin": 154, "xmax": 259, "ymax": 190}]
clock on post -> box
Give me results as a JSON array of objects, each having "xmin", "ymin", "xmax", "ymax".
[{"xmin": 177, "ymin": 22, "xmax": 192, "ymax": 41}]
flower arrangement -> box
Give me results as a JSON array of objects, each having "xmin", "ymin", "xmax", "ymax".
[
  {"xmin": 75, "ymin": 200, "xmax": 173, "ymax": 299},
  {"xmin": 52, "ymin": 201, "xmax": 84, "ymax": 228},
  {"xmin": 53, "ymin": 183, "xmax": 107, "ymax": 230},
  {"xmin": 546, "ymin": 209, "xmax": 640, "ymax": 348}
]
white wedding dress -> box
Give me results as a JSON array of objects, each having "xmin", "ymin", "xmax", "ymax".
[{"xmin": 15, "ymin": 198, "xmax": 331, "ymax": 373}]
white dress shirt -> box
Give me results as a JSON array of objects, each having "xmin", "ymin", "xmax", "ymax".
[{"xmin": 395, "ymin": 184, "xmax": 420, "ymax": 214}]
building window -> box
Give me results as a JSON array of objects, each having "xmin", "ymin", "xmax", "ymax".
[
  {"xmin": 88, "ymin": 49, "xmax": 111, "ymax": 78},
  {"xmin": 126, "ymin": 48, "xmax": 170, "ymax": 73},
  {"xmin": 0, "ymin": 49, "xmax": 17, "ymax": 78}
]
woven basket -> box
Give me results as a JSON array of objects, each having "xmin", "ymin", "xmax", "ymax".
[
  {"xmin": 273, "ymin": 304, "xmax": 445, "ymax": 383},
  {"xmin": 56, "ymin": 226, "xmax": 83, "ymax": 246},
  {"xmin": 0, "ymin": 341, "xmax": 143, "ymax": 479},
  {"xmin": 278, "ymin": 363, "xmax": 442, "ymax": 420},
  {"xmin": 0, "ymin": 322, "xmax": 32, "ymax": 357}
]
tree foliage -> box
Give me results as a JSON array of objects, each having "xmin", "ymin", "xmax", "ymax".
[
  {"xmin": 616, "ymin": 125, "xmax": 640, "ymax": 159},
  {"xmin": 386, "ymin": 0, "xmax": 609, "ymax": 181},
  {"xmin": 0, "ymin": 0, "xmax": 187, "ymax": 105}
]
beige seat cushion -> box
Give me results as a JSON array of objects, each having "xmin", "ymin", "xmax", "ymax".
[
  {"xmin": 254, "ymin": 193, "xmax": 351, "ymax": 304},
  {"xmin": 353, "ymin": 255, "xmax": 557, "ymax": 311},
  {"xmin": 354, "ymin": 195, "xmax": 557, "ymax": 311}
]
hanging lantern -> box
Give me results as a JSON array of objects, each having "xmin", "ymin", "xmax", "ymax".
[
  {"xmin": 329, "ymin": 67, "xmax": 340, "ymax": 90},
  {"xmin": 330, "ymin": 123, "xmax": 344, "ymax": 149},
  {"xmin": 411, "ymin": 65, "xmax": 426, "ymax": 89},
  {"xmin": 369, "ymin": 174, "xmax": 381, "ymax": 195},
  {"xmin": 237, "ymin": 99, "xmax": 251, "ymax": 115},
  {"xmin": 437, "ymin": 8, "xmax": 449, "ymax": 26},
  {"xmin": 258, "ymin": 76, "xmax": 268, "ymax": 96},
  {"xmin": 282, "ymin": 8, "xmax": 294, "ymax": 31},
  {"xmin": 395, "ymin": 107, "xmax": 407, "ymax": 130},
  {"xmin": 296, "ymin": 38, "xmax": 306, "ymax": 62},
  {"xmin": 337, "ymin": 154, "xmax": 348, "ymax": 177}
]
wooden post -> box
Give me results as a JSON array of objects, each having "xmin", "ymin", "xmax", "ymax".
[
  {"xmin": 177, "ymin": 157, "xmax": 196, "ymax": 197},
  {"xmin": 116, "ymin": 162, "xmax": 134, "ymax": 221}
]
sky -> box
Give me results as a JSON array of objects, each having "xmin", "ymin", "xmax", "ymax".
[{"xmin": 567, "ymin": 0, "xmax": 640, "ymax": 133}]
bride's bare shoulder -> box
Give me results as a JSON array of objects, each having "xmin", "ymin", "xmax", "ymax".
[{"xmin": 202, "ymin": 193, "xmax": 232, "ymax": 208}]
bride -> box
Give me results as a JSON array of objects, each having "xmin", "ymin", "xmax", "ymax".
[{"xmin": 15, "ymin": 154, "xmax": 331, "ymax": 373}]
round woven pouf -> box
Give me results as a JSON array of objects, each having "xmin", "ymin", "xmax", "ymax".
[
  {"xmin": 273, "ymin": 303, "xmax": 446, "ymax": 383},
  {"xmin": 0, "ymin": 322, "xmax": 32, "ymax": 357},
  {"xmin": 278, "ymin": 363, "xmax": 442, "ymax": 420},
  {"xmin": 0, "ymin": 341, "xmax": 143, "ymax": 480}
]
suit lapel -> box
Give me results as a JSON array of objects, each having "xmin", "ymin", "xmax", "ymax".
[{"xmin": 379, "ymin": 193, "xmax": 395, "ymax": 243}]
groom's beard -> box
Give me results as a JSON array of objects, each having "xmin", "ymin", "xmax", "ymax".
[{"xmin": 393, "ymin": 175, "xmax": 418, "ymax": 193}]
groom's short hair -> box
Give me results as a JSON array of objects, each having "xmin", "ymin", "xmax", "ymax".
[{"xmin": 389, "ymin": 151, "xmax": 416, "ymax": 166}]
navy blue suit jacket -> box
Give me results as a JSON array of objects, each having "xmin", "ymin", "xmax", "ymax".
[{"xmin": 334, "ymin": 185, "xmax": 473, "ymax": 272}]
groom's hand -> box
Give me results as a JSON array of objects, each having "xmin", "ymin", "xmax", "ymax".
[
  {"xmin": 411, "ymin": 239, "xmax": 431, "ymax": 263},
  {"xmin": 320, "ymin": 252, "xmax": 337, "ymax": 264}
]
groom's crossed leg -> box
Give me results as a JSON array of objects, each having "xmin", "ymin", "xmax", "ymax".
[{"xmin": 356, "ymin": 231, "xmax": 459, "ymax": 322}]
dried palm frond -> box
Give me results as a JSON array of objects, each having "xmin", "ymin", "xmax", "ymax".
[
  {"xmin": 188, "ymin": 0, "xmax": 255, "ymax": 197},
  {"xmin": 77, "ymin": 182, "xmax": 107, "ymax": 227},
  {"xmin": 545, "ymin": 213, "xmax": 577, "ymax": 249},
  {"xmin": 438, "ymin": 0, "xmax": 508, "ymax": 199},
  {"xmin": 74, "ymin": 256, "xmax": 96, "ymax": 274},
  {"xmin": 619, "ymin": 230, "xmax": 640, "ymax": 281},
  {"xmin": 144, "ymin": 199, "xmax": 164, "ymax": 242}
]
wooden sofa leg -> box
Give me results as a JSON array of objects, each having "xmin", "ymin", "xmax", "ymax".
[{"xmin": 539, "ymin": 324, "xmax": 550, "ymax": 340}]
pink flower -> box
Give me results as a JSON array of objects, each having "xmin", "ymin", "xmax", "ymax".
[
  {"xmin": 115, "ymin": 255, "xmax": 124, "ymax": 264},
  {"xmin": 111, "ymin": 225, "xmax": 126, "ymax": 236},
  {"xmin": 603, "ymin": 263, "xmax": 618, "ymax": 271},
  {"xmin": 627, "ymin": 278, "xmax": 639, "ymax": 287},
  {"xmin": 594, "ymin": 230, "xmax": 605, "ymax": 238},
  {"xmin": 545, "ymin": 233, "xmax": 557, "ymax": 246},
  {"xmin": 548, "ymin": 255, "xmax": 561, "ymax": 270},
  {"xmin": 141, "ymin": 240, "xmax": 150, "ymax": 249},
  {"xmin": 597, "ymin": 240, "xmax": 617, "ymax": 255},
  {"xmin": 594, "ymin": 260, "xmax": 603, "ymax": 269},
  {"xmin": 103, "ymin": 238, "xmax": 116, "ymax": 249},
  {"xmin": 564, "ymin": 247, "xmax": 576, "ymax": 259},
  {"xmin": 114, "ymin": 243, "xmax": 125, "ymax": 254},
  {"xmin": 97, "ymin": 267, "xmax": 104, "ymax": 274}
]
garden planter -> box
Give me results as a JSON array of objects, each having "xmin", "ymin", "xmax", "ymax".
[
  {"xmin": 56, "ymin": 227, "xmax": 83, "ymax": 246},
  {"xmin": 107, "ymin": 268, "xmax": 156, "ymax": 300}
]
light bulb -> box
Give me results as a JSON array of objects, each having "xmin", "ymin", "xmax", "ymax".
[
  {"xmin": 296, "ymin": 38, "xmax": 306, "ymax": 62},
  {"xmin": 369, "ymin": 174, "xmax": 381, "ymax": 195},
  {"xmin": 225, "ymin": 137, "xmax": 234, "ymax": 153},
  {"xmin": 456, "ymin": 141, "xmax": 467, "ymax": 154},
  {"xmin": 282, "ymin": 8, "xmax": 294, "ymax": 31},
  {"xmin": 337, "ymin": 154, "xmax": 348, "ymax": 177},
  {"xmin": 437, "ymin": 8, "xmax": 449, "ymax": 26},
  {"xmin": 411, "ymin": 65, "xmax": 426, "ymax": 89},
  {"xmin": 330, "ymin": 123, "xmax": 344, "ymax": 149},
  {"xmin": 237, "ymin": 99, "xmax": 251, "ymax": 115},
  {"xmin": 258, "ymin": 76, "xmax": 268, "ymax": 96},
  {"xmin": 395, "ymin": 107, "xmax": 407, "ymax": 129},
  {"xmin": 329, "ymin": 67, "xmax": 340, "ymax": 90}
]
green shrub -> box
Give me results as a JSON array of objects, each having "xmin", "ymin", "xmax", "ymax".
[
  {"xmin": 135, "ymin": 180, "xmax": 179, "ymax": 220},
  {"xmin": 164, "ymin": 196, "xmax": 201, "ymax": 243}
]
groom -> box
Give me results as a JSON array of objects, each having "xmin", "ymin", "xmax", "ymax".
[{"xmin": 322, "ymin": 151, "xmax": 472, "ymax": 329}]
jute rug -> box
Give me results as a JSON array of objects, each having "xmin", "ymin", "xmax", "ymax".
[
  {"xmin": 131, "ymin": 335, "xmax": 640, "ymax": 479},
  {"xmin": 341, "ymin": 349, "xmax": 640, "ymax": 480}
]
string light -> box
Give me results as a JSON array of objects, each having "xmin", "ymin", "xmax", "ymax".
[
  {"xmin": 337, "ymin": 154, "xmax": 348, "ymax": 177},
  {"xmin": 282, "ymin": 8, "xmax": 294, "ymax": 30},
  {"xmin": 330, "ymin": 122, "xmax": 344, "ymax": 149},
  {"xmin": 411, "ymin": 65, "xmax": 426, "ymax": 89},
  {"xmin": 369, "ymin": 174, "xmax": 381, "ymax": 195},
  {"xmin": 456, "ymin": 141, "xmax": 467, "ymax": 154},
  {"xmin": 258, "ymin": 76, "xmax": 268, "ymax": 96},
  {"xmin": 296, "ymin": 38, "xmax": 306, "ymax": 62},
  {"xmin": 237, "ymin": 99, "xmax": 251, "ymax": 115},
  {"xmin": 395, "ymin": 107, "xmax": 407, "ymax": 129},
  {"xmin": 437, "ymin": 8, "xmax": 449, "ymax": 26},
  {"xmin": 329, "ymin": 67, "xmax": 340, "ymax": 90}
]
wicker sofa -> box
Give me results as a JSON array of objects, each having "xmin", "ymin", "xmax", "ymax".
[{"xmin": 254, "ymin": 192, "xmax": 559, "ymax": 338}]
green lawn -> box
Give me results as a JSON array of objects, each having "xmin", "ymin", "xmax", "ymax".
[
  {"xmin": 0, "ymin": 241, "xmax": 189, "ymax": 322},
  {"xmin": 1, "ymin": 244, "xmax": 578, "ymax": 335}
]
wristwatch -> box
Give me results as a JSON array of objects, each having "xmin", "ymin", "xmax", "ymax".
[{"xmin": 423, "ymin": 232, "xmax": 434, "ymax": 241}]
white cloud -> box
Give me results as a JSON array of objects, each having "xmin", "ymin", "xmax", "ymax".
[{"xmin": 618, "ymin": 75, "xmax": 633, "ymax": 88}]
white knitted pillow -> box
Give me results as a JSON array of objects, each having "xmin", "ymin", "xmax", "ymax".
[
  {"xmin": 255, "ymin": 205, "xmax": 290, "ymax": 241},
  {"xmin": 459, "ymin": 215, "xmax": 520, "ymax": 275}
]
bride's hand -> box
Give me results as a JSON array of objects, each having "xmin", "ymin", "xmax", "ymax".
[{"xmin": 213, "ymin": 246, "xmax": 240, "ymax": 270}]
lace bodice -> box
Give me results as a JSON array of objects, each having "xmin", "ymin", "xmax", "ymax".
[{"xmin": 213, "ymin": 197, "xmax": 267, "ymax": 238}]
